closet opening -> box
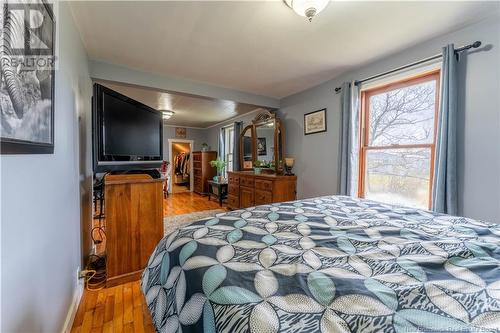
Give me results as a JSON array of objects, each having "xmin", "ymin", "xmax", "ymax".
[{"xmin": 168, "ymin": 139, "xmax": 194, "ymax": 194}]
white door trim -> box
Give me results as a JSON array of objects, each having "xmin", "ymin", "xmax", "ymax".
[{"xmin": 168, "ymin": 139, "xmax": 194, "ymax": 192}]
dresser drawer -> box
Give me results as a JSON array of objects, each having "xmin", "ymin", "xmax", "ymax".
[
  {"xmin": 255, "ymin": 179, "xmax": 273, "ymax": 191},
  {"xmin": 240, "ymin": 177, "xmax": 254, "ymax": 188},
  {"xmin": 228, "ymin": 184, "xmax": 239, "ymax": 196},
  {"xmin": 239, "ymin": 186, "xmax": 255, "ymax": 208},
  {"xmin": 228, "ymin": 174, "xmax": 240, "ymax": 185},
  {"xmin": 227, "ymin": 195, "xmax": 239, "ymax": 208},
  {"xmin": 193, "ymin": 161, "xmax": 201, "ymax": 169},
  {"xmin": 193, "ymin": 168, "xmax": 201, "ymax": 177},
  {"xmin": 193, "ymin": 153, "xmax": 201, "ymax": 162},
  {"xmin": 255, "ymin": 190, "xmax": 272, "ymax": 205}
]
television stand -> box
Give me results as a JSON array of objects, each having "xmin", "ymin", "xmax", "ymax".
[
  {"xmin": 104, "ymin": 173, "xmax": 163, "ymax": 286},
  {"xmin": 111, "ymin": 168, "xmax": 162, "ymax": 179}
]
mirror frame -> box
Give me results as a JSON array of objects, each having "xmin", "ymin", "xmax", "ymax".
[
  {"xmin": 239, "ymin": 110, "xmax": 285, "ymax": 174},
  {"xmin": 239, "ymin": 124, "xmax": 256, "ymax": 171}
]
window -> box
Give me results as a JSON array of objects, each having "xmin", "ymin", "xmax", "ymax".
[
  {"xmin": 359, "ymin": 71, "xmax": 440, "ymax": 209},
  {"xmin": 224, "ymin": 126, "xmax": 234, "ymax": 177}
]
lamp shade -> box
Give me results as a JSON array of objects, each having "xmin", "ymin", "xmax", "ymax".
[
  {"xmin": 284, "ymin": 0, "xmax": 329, "ymax": 21},
  {"xmin": 161, "ymin": 110, "xmax": 175, "ymax": 119}
]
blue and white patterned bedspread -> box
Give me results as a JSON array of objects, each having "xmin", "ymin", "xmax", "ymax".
[{"xmin": 141, "ymin": 195, "xmax": 500, "ymax": 332}]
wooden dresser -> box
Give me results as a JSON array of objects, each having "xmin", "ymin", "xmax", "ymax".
[
  {"xmin": 227, "ymin": 171, "xmax": 297, "ymax": 209},
  {"xmin": 193, "ymin": 151, "xmax": 217, "ymax": 195},
  {"xmin": 104, "ymin": 174, "xmax": 163, "ymax": 286}
]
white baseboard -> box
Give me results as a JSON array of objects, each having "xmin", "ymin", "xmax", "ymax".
[{"xmin": 61, "ymin": 282, "xmax": 84, "ymax": 333}]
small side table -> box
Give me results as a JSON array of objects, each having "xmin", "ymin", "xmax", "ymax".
[{"xmin": 207, "ymin": 180, "xmax": 228, "ymax": 207}]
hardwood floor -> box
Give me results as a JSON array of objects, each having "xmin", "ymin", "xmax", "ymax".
[
  {"xmin": 164, "ymin": 191, "xmax": 223, "ymax": 216},
  {"xmin": 74, "ymin": 191, "xmax": 226, "ymax": 332},
  {"xmin": 71, "ymin": 280, "xmax": 154, "ymax": 333},
  {"xmin": 172, "ymin": 183, "xmax": 190, "ymax": 194}
]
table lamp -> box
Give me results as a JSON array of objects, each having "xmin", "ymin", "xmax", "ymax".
[{"xmin": 284, "ymin": 157, "xmax": 295, "ymax": 176}]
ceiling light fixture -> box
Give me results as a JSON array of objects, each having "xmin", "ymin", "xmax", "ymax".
[
  {"xmin": 161, "ymin": 110, "xmax": 175, "ymax": 120},
  {"xmin": 284, "ymin": 0, "xmax": 329, "ymax": 22}
]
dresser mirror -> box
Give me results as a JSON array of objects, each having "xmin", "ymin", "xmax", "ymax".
[
  {"xmin": 255, "ymin": 120, "xmax": 275, "ymax": 162},
  {"xmin": 239, "ymin": 110, "xmax": 285, "ymax": 173},
  {"xmin": 241, "ymin": 126, "xmax": 254, "ymax": 169}
]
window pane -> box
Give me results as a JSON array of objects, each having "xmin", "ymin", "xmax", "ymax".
[
  {"xmin": 364, "ymin": 148, "xmax": 430, "ymax": 209},
  {"xmin": 223, "ymin": 126, "xmax": 234, "ymax": 177},
  {"xmin": 227, "ymin": 153, "xmax": 233, "ymax": 173},
  {"xmin": 228, "ymin": 128, "xmax": 234, "ymax": 152},
  {"xmin": 369, "ymin": 80, "xmax": 436, "ymax": 146}
]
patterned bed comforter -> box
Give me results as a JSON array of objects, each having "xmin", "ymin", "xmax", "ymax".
[{"xmin": 141, "ymin": 195, "xmax": 500, "ymax": 333}]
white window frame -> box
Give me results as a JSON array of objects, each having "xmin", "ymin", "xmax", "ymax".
[{"xmin": 224, "ymin": 125, "xmax": 234, "ymax": 177}]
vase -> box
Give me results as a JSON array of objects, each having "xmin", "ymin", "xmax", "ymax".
[{"xmin": 254, "ymin": 167, "xmax": 261, "ymax": 175}]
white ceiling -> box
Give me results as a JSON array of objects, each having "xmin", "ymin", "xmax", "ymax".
[
  {"xmin": 96, "ymin": 80, "xmax": 265, "ymax": 128},
  {"xmin": 70, "ymin": 1, "xmax": 497, "ymax": 99}
]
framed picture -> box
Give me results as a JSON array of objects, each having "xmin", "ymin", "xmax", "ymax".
[
  {"xmin": 257, "ymin": 137, "xmax": 267, "ymax": 156},
  {"xmin": 0, "ymin": 2, "xmax": 55, "ymax": 154},
  {"xmin": 175, "ymin": 127, "xmax": 186, "ymax": 138},
  {"xmin": 243, "ymin": 160, "xmax": 253, "ymax": 169},
  {"xmin": 304, "ymin": 108, "xmax": 327, "ymax": 135}
]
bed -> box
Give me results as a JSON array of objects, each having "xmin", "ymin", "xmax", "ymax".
[{"xmin": 141, "ymin": 195, "xmax": 500, "ymax": 332}]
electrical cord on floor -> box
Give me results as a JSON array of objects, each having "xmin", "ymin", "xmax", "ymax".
[{"xmin": 83, "ymin": 254, "xmax": 107, "ymax": 291}]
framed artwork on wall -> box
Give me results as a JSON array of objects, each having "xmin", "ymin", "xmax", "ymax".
[
  {"xmin": 175, "ymin": 127, "xmax": 186, "ymax": 138},
  {"xmin": 304, "ymin": 108, "xmax": 327, "ymax": 135},
  {"xmin": 0, "ymin": 2, "xmax": 55, "ymax": 154}
]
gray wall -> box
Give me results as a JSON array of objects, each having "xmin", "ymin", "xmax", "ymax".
[
  {"xmin": 1, "ymin": 3, "xmax": 92, "ymax": 332},
  {"xmin": 279, "ymin": 16, "xmax": 500, "ymax": 222},
  {"xmin": 205, "ymin": 110, "xmax": 261, "ymax": 155},
  {"xmin": 163, "ymin": 126, "xmax": 209, "ymax": 161}
]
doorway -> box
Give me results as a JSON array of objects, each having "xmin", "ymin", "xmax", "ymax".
[{"xmin": 168, "ymin": 139, "xmax": 194, "ymax": 193}]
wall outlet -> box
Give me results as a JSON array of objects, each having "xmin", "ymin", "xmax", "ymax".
[{"xmin": 76, "ymin": 266, "xmax": 84, "ymax": 288}]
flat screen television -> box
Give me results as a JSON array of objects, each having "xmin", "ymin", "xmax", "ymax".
[{"xmin": 92, "ymin": 83, "xmax": 163, "ymax": 172}]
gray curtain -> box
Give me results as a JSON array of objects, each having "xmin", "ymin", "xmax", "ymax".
[
  {"xmin": 339, "ymin": 81, "xmax": 360, "ymax": 196},
  {"xmin": 233, "ymin": 122, "xmax": 242, "ymax": 171},
  {"xmin": 218, "ymin": 127, "xmax": 225, "ymax": 160},
  {"xmin": 432, "ymin": 44, "xmax": 458, "ymax": 215}
]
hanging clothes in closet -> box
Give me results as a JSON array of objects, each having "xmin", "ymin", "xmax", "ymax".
[{"xmin": 174, "ymin": 152, "xmax": 190, "ymax": 184}]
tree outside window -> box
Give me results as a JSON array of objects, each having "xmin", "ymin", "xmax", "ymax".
[{"xmin": 359, "ymin": 71, "xmax": 440, "ymax": 209}]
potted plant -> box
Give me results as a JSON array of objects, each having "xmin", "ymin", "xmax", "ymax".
[
  {"xmin": 209, "ymin": 158, "xmax": 226, "ymax": 182},
  {"xmin": 253, "ymin": 160, "xmax": 264, "ymax": 174},
  {"xmin": 201, "ymin": 143, "xmax": 209, "ymax": 152}
]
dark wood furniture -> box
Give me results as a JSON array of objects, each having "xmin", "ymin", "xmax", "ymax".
[
  {"xmin": 208, "ymin": 180, "xmax": 228, "ymax": 207},
  {"xmin": 104, "ymin": 173, "xmax": 163, "ymax": 286},
  {"xmin": 193, "ymin": 151, "xmax": 217, "ymax": 195},
  {"xmin": 227, "ymin": 171, "xmax": 297, "ymax": 209},
  {"xmin": 239, "ymin": 110, "xmax": 285, "ymax": 173}
]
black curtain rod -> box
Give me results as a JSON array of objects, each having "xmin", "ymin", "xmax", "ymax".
[{"xmin": 334, "ymin": 41, "xmax": 482, "ymax": 93}]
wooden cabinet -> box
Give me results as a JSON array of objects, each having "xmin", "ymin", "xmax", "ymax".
[
  {"xmin": 192, "ymin": 151, "xmax": 217, "ymax": 195},
  {"xmin": 227, "ymin": 171, "xmax": 297, "ymax": 209},
  {"xmin": 104, "ymin": 174, "xmax": 163, "ymax": 286},
  {"xmin": 239, "ymin": 185, "xmax": 255, "ymax": 208}
]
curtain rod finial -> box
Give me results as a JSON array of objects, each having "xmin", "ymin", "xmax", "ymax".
[
  {"xmin": 334, "ymin": 87, "xmax": 342, "ymax": 93},
  {"xmin": 472, "ymin": 41, "xmax": 482, "ymax": 48}
]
